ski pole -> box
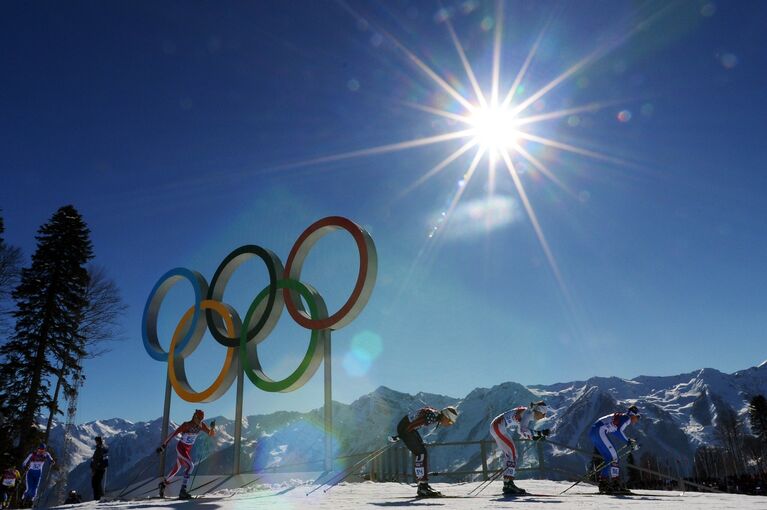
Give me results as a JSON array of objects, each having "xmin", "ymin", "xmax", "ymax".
[
  {"xmin": 523, "ymin": 436, "xmax": 594, "ymax": 457},
  {"xmin": 118, "ymin": 422, "xmax": 177, "ymax": 499},
  {"xmin": 306, "ymin": 443, "xmax": 391, "ymax": 495},
  {"xmin": 323, "ymin": 442, "xmax": 397, "ymax": 494},
  {"xmin": 217, "ymin": 474, "xmax": 263, "ymax": 499},
  {"xmin": 560, "ymin": 446, "xmax": 630, "ymax": 495},
  {"xmin": 189, "ymin": 423, "xmax": 214, "ymax": 491},
  {"xmin": 306, "ymin": 442, "xmax": 396, "ymax": 496},
  {"xmin": 116, "ymin": 456, "xmax": 158, "ymax": 499},
  {"xmin": 467, "ymin": 467, "xmax": 504, "ymax": 496},
  {"xmin": 559, "ymin": 444, "xmax": 632, "ymax": 495},
  {"xmin": 307, "ymin": 443, "xmax": 391, "ymax": 493}
]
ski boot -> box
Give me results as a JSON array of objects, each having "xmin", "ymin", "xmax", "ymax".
[
  {"xmin": 178, "ymin": 486, "xmax": 193, "ymax": 500},
  {"xmin": 502, "ymin": 477, "xmax": 527, "ymax": 496},
  {"xmin": 609, "ymin": 479, "xmax": 633, "ymax": 495},
  {"xmin": 158, "ymin": 481, "xmax": 167, "ymax": 498},
  {"xmin": 416, "ymin": 482, "xmax": 442, "ymax": 498},
  {"xmin": 598, "ymin": 478, "xmax": 613, "ymax": 494}
]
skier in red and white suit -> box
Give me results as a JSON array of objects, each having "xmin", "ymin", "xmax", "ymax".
[
  {"xmin": 156, "ymin": 409, "xmax": 215, "ymax": 499},
  {"xmin": 489, "ymin": 401, "xmax": 547, "ymax": 495}
]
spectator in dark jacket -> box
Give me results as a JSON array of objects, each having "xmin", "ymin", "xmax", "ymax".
[{"xmin": 90, "ymin": 436, "xmax": 109, "ymax": 500}]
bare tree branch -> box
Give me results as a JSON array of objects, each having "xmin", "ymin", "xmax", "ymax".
[
  {"xmin": 0, "ymin": 242, "xmax": 22, "ymax": 334},
  {"xmin": 79, "ymin": 264, "xmax": 128, "ymax": 358}
]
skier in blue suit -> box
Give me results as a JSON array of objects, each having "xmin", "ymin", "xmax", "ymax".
[
  {"xmin": 589, "ymin": 405, "xmax": 640, "ymax": 494},
  {"xmin": 21, "ymin": 444, "xmax": 55, "ymax": 505}
]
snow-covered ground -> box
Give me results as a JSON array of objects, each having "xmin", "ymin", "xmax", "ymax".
[{"xmin": 52, "ymin": 480, "xmax": 764, "ymax": 510}]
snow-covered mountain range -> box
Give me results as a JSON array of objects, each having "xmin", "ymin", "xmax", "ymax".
[{"xmin": 46, "ymin": 362, "xmax": 767, "ymax": 498}]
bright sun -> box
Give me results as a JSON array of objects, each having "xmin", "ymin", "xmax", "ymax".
[
  {"xmin": 468, "ymin": 104, "xmax": 520, "ymax": 154},
  {"xmin": 279, "ymin": 1, "xmax": 643, "ymax": 314}
]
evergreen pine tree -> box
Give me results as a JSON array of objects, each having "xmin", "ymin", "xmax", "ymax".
[
  {"xmin": 0, "ymin": 205, "xmax": 93, "ymax": 459},
  {"xmin": 749, "ymin": 395, "xmax": 767, "ymax": 444}
]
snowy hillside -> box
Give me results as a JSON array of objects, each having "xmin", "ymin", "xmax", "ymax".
[
  {"xmin": 52, "ymin": 480, "xmax": 764, "ymax": 509},
  {"xmin": 45, "ymin": 362, "xmax": 767, "ymax": 499}
]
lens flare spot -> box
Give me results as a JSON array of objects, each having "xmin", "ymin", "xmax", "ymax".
[
  {"xmin": 640, "ymin": 103, "xmax": 654, "ymax": 117},
  {"xmin": 617, "ymin": 110, "xmax": 632, "ymax": 123},
  {"xmin": 343, "ymin": 330, "xmax": 383, "ymax": 377},
  {"xmin": 434, "ymin": 8, "xmax": 450, "ymax": 23},
  {"xmin": 701, "ymin": 2, "xmax": 716, "ymax": 17},
  {"xmin": 720, "ymin": 53, "xmax": 738, "ymax": 69},
  {"xmin": 461, "ymin": 0, "xmax": 479, "ymax": 14}
]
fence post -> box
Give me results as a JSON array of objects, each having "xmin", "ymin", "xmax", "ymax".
[
  {"xmin": 384, "ymin": 447, "xmax": 391, "ymax": 481},
  {"xmin": 402, "ymin": 447, "xmax": 410, "ymax": 484},
  {"xmin": 480, "ymin": 440, "xmax": 489, "ymax": 481},
  {"xmin": 537, "ymin": 440, "xmax": 545, "ymax": 479},
  {"xmin": 382, "ymin": 448, "xmax": 388, "ymax": 482}
]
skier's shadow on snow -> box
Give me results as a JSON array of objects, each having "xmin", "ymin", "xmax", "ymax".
[
  {"xmin": 119, "ymin": 501, "xmax": 223, "ymax": 509},
  {"xmin": 371, "ymin": 503, "xmax": 447, "ymax": 507},
  {"xmin": 491, "ymin": 497, "xmax": 565, "ymax": 503}
]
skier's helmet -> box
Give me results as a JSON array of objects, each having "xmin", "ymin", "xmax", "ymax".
[
  {"xmin": 627, "ymin": 405, "xmax": 640, "ymax": 417},
  {"xmin": 193, "ymin": 409, "xmax": 205, "ymax": 421},
  {"xmin": 531, "ymin": 401, "xmax": 548, "ymax": 416},
  {"xmin": 37, "ymin": 443, "xmax": 46, "ymax": 451},
  {"xmin": 441, "ymin": 406, "xmax": 459, "ymax": 424},
  {"xmin": 95, "ymin": 436, "xmax": 103, "ymax": 444}
]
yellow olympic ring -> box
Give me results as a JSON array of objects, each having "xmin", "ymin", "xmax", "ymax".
[{"xmin": 168, "ymin": 300, "xmax": 240, "ymax": 403}]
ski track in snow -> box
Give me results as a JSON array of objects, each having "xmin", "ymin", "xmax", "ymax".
[{"xmin": 52, "ymin": 480, "xmax": 764, "ymax": 509}]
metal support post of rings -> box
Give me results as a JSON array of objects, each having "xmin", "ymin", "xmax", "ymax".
[{"xmin": 141, "ymin": 216, "xmax": 377, "ymax": 402}]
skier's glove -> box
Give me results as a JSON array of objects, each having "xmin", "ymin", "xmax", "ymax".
[
  {"xmin": 156, "ymin": 445, "xmax": 166, "ymax": 454},
  {"xmin": 627, "ymin": 439, "xmax": 639, "ymax": 451}
]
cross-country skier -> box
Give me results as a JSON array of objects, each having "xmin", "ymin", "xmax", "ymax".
[
  {"xmin": 156, "ymin": 409, "xmax": 215, "ymax": 500},
  {"xmin": 21, "ymin": 444, "xmax": 55, "ymax": 506},
  {"xmin": 395, "ymin": 406, "xmax": 458, "ymax": 498},
  {"xmin": 589, "ymin": 404, "xmax": 640, "ymax": 494},
  {"xmin": 1, "ymin": 466, "xmax": 20, "ymax": 509},
  {"xmin": 489, "ymin": 401, "xmax": 548, "ymax": 495}
]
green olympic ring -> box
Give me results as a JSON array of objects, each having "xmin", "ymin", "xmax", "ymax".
[{"xmin": 241, "ymin": 279, "xmax": 329, "ymax": 393}]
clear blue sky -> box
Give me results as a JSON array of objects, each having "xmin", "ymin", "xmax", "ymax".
[{"xmin": 1, "ymin": 1, "xmax": 766, "ymax": 424}]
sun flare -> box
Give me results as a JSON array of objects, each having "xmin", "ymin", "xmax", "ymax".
[
  {"xmin": 279, "ymin": 1, "xmax": 660, "ymax": 330},
  {"xmin": 468, "ymin": 104, "xmax": 520, "ymax": 155}
]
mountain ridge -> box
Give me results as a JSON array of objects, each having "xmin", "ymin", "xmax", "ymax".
[{"xmin": 44, "ymin": 361, "xmax": 767, "ymax": 500}]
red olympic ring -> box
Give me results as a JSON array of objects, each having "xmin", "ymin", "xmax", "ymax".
[{"xmin": 283, "ymin": 216, "xmax": 378, "ymax": 330}]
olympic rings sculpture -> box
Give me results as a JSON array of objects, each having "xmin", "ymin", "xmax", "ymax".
[{"xmin": 141, "ymin": 216, "xmax": 377, "ymax": 402}]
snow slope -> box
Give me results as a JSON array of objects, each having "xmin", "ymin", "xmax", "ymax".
[{"xmin": 52, "ymin": 480, "xmax": 764, "ymax": 510}]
